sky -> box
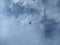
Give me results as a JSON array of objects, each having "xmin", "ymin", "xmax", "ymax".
[{"xmin": 0, "ymin": 0, "xmax": 60, "ymax": 45}]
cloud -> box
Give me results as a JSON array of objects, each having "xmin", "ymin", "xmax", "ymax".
[{"xmin": 0, "ymin": 0, "xmax": 60, "ymax": 45}]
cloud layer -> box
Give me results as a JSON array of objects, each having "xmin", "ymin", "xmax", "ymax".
[{"xmin": 0, "ymin": 0, "xmax": 60, "ymax": 45}]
